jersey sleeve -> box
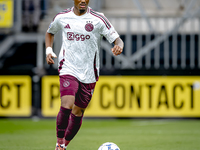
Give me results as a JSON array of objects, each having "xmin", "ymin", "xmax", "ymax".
[
  {"xmin": 47, "ymin": 15, "xmax": 62, "ymax": 34},
  {"xmin": 99, "ymin": 13, "xmax": 119, "ymax": 44}
]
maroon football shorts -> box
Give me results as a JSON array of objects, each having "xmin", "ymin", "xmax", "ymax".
[{"xmin": 59, "ymin": 75, "xmax": 96, "ymax": 108}]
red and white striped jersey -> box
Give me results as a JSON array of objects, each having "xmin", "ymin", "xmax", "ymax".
[{"xmin": 47, "ymin": 7, "xmax": 119, "ymax": 83}]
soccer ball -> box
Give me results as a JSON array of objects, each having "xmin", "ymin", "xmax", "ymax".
[{"xmin": 98, "ymin": 142, "xmax": 120, "ymax": 150}]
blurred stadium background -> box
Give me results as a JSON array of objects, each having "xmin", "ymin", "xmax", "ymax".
[
  {"xmin": 1, "ymin": 0, "xmax": 200, "ymax": 149},
  {"xmin": 0, "ymin": 0, "xmax": 200, "ymax": 118}
]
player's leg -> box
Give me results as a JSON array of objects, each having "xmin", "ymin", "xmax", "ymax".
[
  {"xmin": 32, "ymin": 0, "xmax": 40, "ymax": 31},
  {"xmin": 23, "ymin": 0, "xmax": 31, "ymax": 31},
  {"xmin": 64, "ymin": 105, "xmax": 85, "ymax": 146},
  {"xmin": 64, "ymin": 82, "xmax": 96, "ymax": 147},
  {"xmin": 56, "ymin": 95, "xmax": 74, "ymax": 146},
  {"xmin": 55, "ymin": 75, "xmax": 79, "ymax": 150}
]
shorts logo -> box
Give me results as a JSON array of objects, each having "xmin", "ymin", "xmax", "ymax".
[
  {"xmin": 63, "ymin": 80, "xmax": 70, "ymax": 87},
  {"xmin": 85, "ymin": 23, "xmax": 94, "ymax": 32}
]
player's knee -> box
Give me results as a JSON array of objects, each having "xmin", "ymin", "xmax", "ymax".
[
  {"xmin": 72, "ymin": 105, "xmax": 85, "ymax": 116},
  {"xmin": 61, "ymin": 95, "xmax": 75, "ymax": 109}
]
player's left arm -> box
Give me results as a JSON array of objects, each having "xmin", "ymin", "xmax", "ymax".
[{"xmin": 111, "ymin": 37, "xmax": 124, "ymax": 56}]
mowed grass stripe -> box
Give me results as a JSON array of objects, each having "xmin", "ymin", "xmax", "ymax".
[{"xmin": 0, "ymin": 119, "xmax": 199, "ymax": 150}]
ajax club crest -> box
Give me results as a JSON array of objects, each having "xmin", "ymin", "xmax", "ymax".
[
  {"xmin": 85, "ymin": 21, "xmax": 94, "ymax": 32},
  {"xmin": 63, "ymin": 80, "xmax": 70, "ymax": 88}
]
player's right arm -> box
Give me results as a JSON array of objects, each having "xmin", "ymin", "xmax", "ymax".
[
  {"xmin": 45, "ymin": 14, "xmax": 62, "ymax": 65},
  {"xmin": 45, "ymin": 32, "xmax": 57, "ymax": 65}
]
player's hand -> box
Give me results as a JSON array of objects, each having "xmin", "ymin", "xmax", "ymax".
[
  {"xmin": 46, "ymin": 54, "xmax": 57, "ymax": 65},
  {"xmin": 111, "ymin": 45, "xmax": 123, "ymax": 56}
]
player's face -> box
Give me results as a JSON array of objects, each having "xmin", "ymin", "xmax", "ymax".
[{"xmin": 73, "ymin": 0, "xmax": 90, "ymax": 15}]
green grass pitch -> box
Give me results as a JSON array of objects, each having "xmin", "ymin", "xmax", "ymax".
[{"xmin": 0, "ymin": 118, "xmax": 200, "ymax": 150}]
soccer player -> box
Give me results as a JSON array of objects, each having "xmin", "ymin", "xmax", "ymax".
[{"xmin": 45, "ymin": 0, "xmax": 124, "ymax": 149}]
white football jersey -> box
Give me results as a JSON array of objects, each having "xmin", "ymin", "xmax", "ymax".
[{"xmin": 47, "ymin": 7, "xmax": 119, "ymax": 83}]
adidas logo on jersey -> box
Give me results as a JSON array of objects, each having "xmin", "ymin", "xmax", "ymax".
[{"xmin": 64, "ymin": 24, "xmax": 71, "ymax": 29}]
